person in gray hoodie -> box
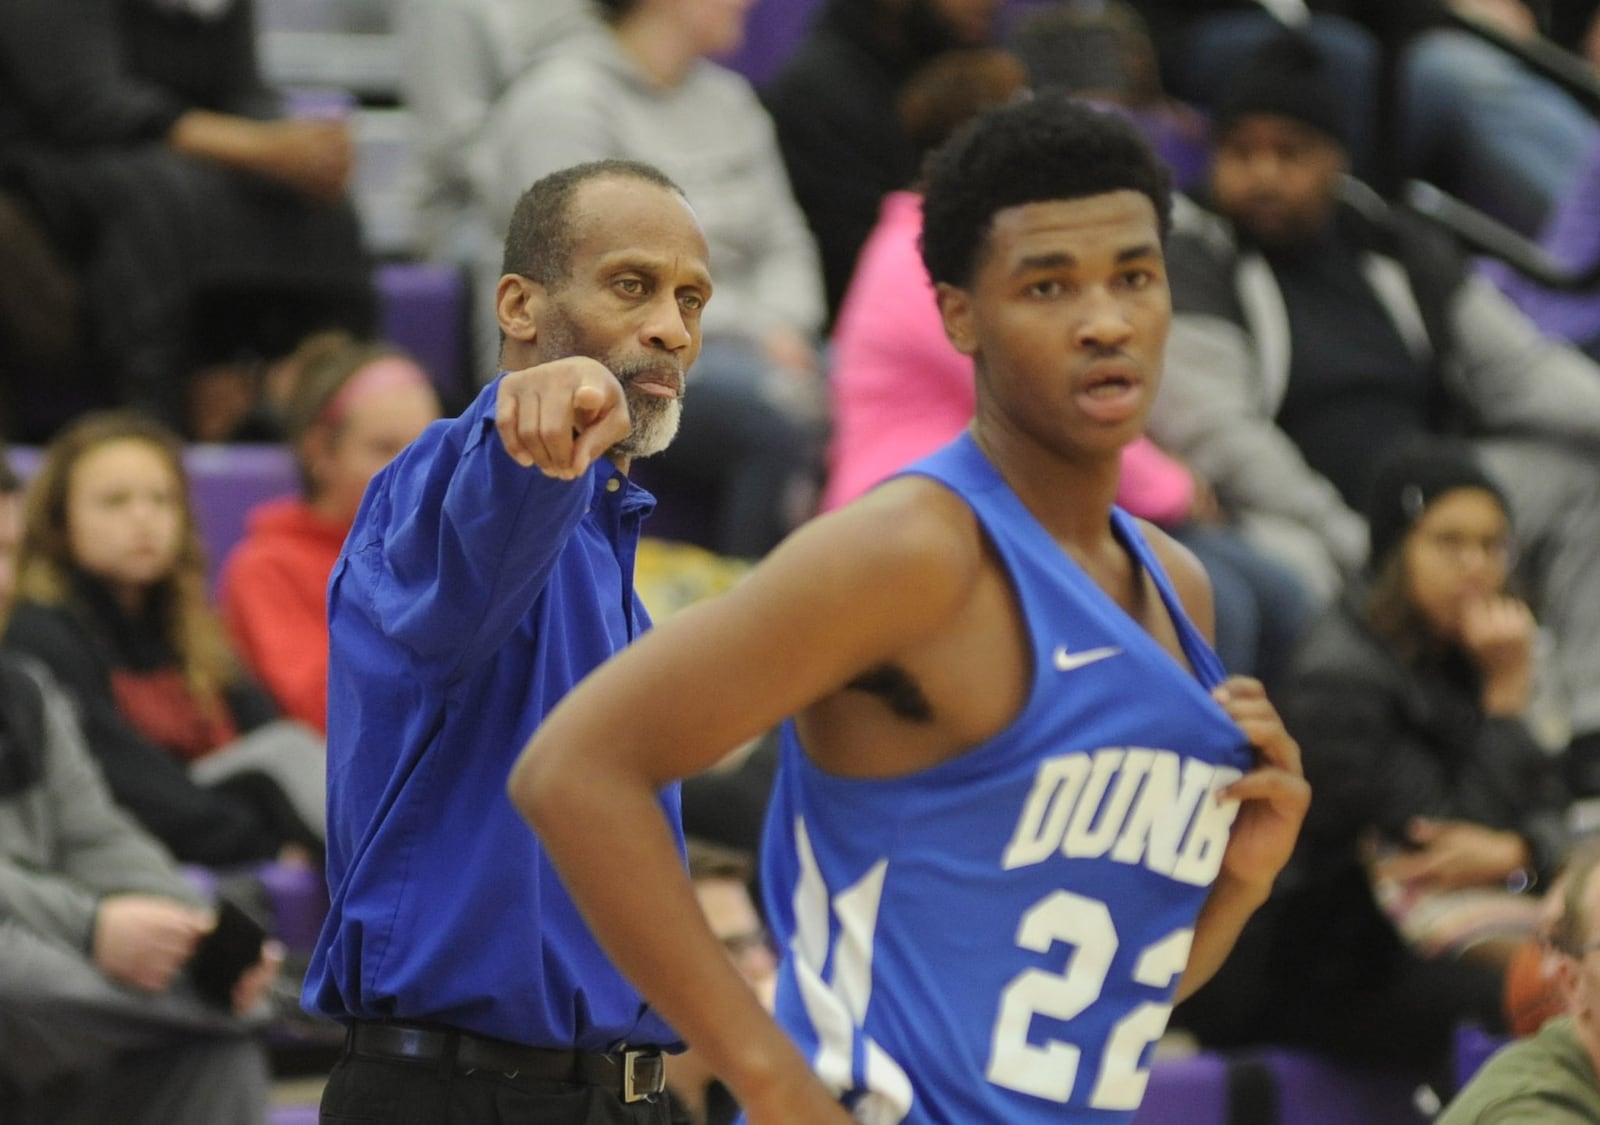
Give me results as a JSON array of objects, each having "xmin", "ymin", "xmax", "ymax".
[{"xmin": 478, "ymin": 0, "xmax": 829, "ymax": 558}]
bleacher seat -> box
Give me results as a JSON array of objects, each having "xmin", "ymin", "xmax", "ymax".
[
  {"xmin": 257, "ymin": 0, "xmax": 401, "ymax": 101},
  {"xmin": 1257, "ymin": 1047, "xmax": 1430, "ymax": 1125},
  {"xmin": 376, "ymin": 261, "xmax": 470, "ymax": 404},
  {"xmin": 183, "ymin": 861, "xmax": 329, "ymax": 955},
  {"xmin": 255, "ymin": 860, "xmax": 333, "ymax": 954},
  {"xmin": 180, "ymin": 444, "xmax": 301, "ymax": 586},
  {"xmin": 1131, "ymin": 1050, "xmax": 1231, "ymax": 1125},
  {"xmin": 1126, "ymin": 1046, "xmax": 1432, "ymax": 1125},
  {"xmin": 352, "ymin": 106, "xmax": 423, "ymax": 258},
  {"xmin": 1453, "ymin": 1023, "xmax": 1512, "ymax": 1092}
]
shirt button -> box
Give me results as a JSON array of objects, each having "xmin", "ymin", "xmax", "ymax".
[{"xmin": 606, "ymin": 478, "xmax": 621, "ymax": 493}]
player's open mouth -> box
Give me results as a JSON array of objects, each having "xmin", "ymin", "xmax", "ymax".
[{"xmin": 1076, "ymin": 368, "xmax": 1142, "ymax": 422}]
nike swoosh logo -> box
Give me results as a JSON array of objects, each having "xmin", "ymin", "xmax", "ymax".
[{"xmin": 1052, "ymin": 645, "xmax": 1124, "ymax": 672}]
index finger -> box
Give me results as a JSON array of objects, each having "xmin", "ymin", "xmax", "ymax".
[
  {"xmin": 568, "ymin": 384, "xmax": 631, "ymax": 473},
  {"xmin": 495, "ymin": 389, "xmax": 536, "ymax": 467}
]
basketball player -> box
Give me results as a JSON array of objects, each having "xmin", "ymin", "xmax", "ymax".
[{"xmin": 508, "ymin": 93, "xmax": 1310, "ymax": 1124}]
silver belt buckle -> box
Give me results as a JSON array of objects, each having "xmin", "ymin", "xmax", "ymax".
[{"xmin": 622, "ymin": 1049, "xmax": 665, "ymax": 1102}]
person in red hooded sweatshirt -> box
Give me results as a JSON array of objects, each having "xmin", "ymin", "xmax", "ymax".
[{"xmin": 218, "ymin": 333, "xmax": 441, "ymax": 733}]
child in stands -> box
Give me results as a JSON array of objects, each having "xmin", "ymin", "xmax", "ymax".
[
  {"xmin": 219, "ymin": 332, "xmax": 441, "ymax": 732},
  {"xmin": 4, "ymin": 410, "xmax": 325, "ymax": 867}
]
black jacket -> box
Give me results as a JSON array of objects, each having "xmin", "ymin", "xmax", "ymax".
[
  {"xmin": 3, "ymin": 580, "xmax": 295, "ymax": 867},
  {"xmin": 1284, "ymin": 590, "xmax": 1570, "ymax": 885}
]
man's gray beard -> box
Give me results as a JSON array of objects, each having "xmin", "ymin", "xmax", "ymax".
[{"xmin": 611, "ymin": 386, "xmax": 682, "ymax": 459}]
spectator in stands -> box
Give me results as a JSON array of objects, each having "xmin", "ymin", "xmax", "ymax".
[
  {"xmin": 1128, "ymin": 0, "xmax": 1597, "ymax": 237},
  {"xmin": 0, "ymin": 188, "xmax": 78, "ymax": 442},
  {"xmin": 0, "ymin": 443, "xmax": 281, "ymax": 1125},
  {"xmin": 826, "ymin": 47, "xmax": 1311, "ymax": 682},
  {"xmin": 665, "ymin": 838, "xmax": 777, "ymax": 1125},
  {"xmin": 479, "ymin": 0, "xmax": 829, "ymax": 558},
  {"xmin": 3, "ymin": 411, "xmax": 325, "ymax": 867},
  {"xmin": 1175, "ymin": 437, "xmax": 1565, "ymax": 1086},
  {"xmin": 0, "ymin": 0, "xmax": 375, "ymax": 442},
  {"xmin": 762, "ymin": 0, "xmax": 999, "ymax": 324},
  {"xmin": 1439, "ymin": 838, "xmax": 1600, "ymax": 1123},
  {"xmin": 1006, "ymin": 0, "xmax": 1213, "ymax": 193},
  {"xmin": 1148, "ymin": 31, "xmax": 1600, "ymax": 792},
  {"xmin": 399, "ymin": 0, "xmax": 604, "ymax": 369},
  {"xmin": 219, "ymin": 332, "xmax": 441, "ymax": 733}
]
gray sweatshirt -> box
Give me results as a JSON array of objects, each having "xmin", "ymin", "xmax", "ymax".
[
  {"xmin": 477, "ymin": 32, "xmax": 826, "ymax": 344},
  {"xmin": 0, "ymin": 656, "xmax": 201, "ymax": 954}
]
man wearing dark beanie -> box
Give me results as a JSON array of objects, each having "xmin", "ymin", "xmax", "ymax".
[
  {"xmin": 1210, "ymin": 31, "xmax": 1351, "ymax": 153},
  {"xmin": 1147, "ymin": 30, "xmax": 1600, "ymax": 794}
]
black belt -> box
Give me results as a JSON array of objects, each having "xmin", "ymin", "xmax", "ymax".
[{"xmin": 345, "ymin": 1023, "xmax": 667, "ymax": 1102}]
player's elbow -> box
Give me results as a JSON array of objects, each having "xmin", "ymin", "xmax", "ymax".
[{"xmin": 507, "ymin": 734, "xmax": 566, "ymax": 832}]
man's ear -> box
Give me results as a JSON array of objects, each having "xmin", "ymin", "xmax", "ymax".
[
  {"xmin": 1558, "ymin": 951, "xmax": 1581, "ymax": 1008},
  {"xmin": 936, "ymin": 282, "xmax": 977, "ymax": 357},
  {"xmin": 496, "ymin": 274, "xmax": 545, "ymax": 344}
]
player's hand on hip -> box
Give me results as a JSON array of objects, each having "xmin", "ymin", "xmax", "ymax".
[
  {"xmin": 1212, "ymin": 676, "xmax": 1310, "ymax": 889},
  {"xmin": 496, "ymin": 357, "xmax": 630, "ymax": 479},
  {"xmin": 741, "ymin": 1081, "xmax": 857, "ymax": 1124}
]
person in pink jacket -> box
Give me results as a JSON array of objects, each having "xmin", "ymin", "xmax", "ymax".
[
  {"xmin": 218, "ymin": 334, "xmax": 441, "ymax": 732},
  {"xmin": 826, "ymin": 161, "xmax": 1310, "ymax": 681}
]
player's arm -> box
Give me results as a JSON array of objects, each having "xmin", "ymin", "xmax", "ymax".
[
  {"xmin": 1178, "ymin": 674, "xmax": 1309, "ymax": 1000},
  {"xmin": 508, "ymin": 481, "xmax": 982, "ymax": 1124},
  {"xmin": 1143, "ymin": 526, "xmax": 1310, "ymax": 1001}
]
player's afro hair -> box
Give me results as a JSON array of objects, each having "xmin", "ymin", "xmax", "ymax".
[{"xmin": 919, "ymin": 92, "xmax": 1172, "ymax": 289}]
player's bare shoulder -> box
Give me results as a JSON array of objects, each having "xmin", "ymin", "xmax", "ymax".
[
  {"xmin": 838, "ymin": 475, "xmax": 988, "ymax": 589},
  {"xmin": 1132, "ymin": 517, "xmax": 1215, "ymax": 637}
]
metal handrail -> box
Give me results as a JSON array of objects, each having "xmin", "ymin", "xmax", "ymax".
[{"xmin": 1394, "ymin": 10, "xmax": 1600, "ymax": 290}]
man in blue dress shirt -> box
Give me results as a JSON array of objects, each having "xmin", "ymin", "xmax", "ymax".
[{"xmin": 303, "ymin": 158, "xmax": 714, "ymax": 1124}]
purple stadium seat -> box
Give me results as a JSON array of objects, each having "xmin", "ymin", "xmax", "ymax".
[
  {"xmin": 256, "ymin": 860, "xmax": 332, "ymax": 954},
  {"xmin": 183, "ymin": 860, "xmax": 329, "ymax": 954},
  {"xmin": 376, "ymin": 260, "xmax": 469, "ymax": 405},
  {"xmin": 1255, "ymin": 1046, "xmax": 1430, "ymax": 1125},
  {"xmin": 1454, "ymin": 1023, "xmax": 1512, "ymax": 1091},
  {"xmin": 1132, "ymin": 1051, "xmax": 1231, "ymax": 1125},
  {"xmin": 270, "ymin": 1103, "xmax": 321, "ymax": 1125},
  {"xmin": 180, "ymin": 444, "xmax": 300, "ymax": 592},
  {"xmin": 717, "ymin": 0, "xmax": 824, "ymax": 84}
]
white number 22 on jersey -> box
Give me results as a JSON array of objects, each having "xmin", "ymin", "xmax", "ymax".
[{"xmin": 986, "ymin": 889, "xmax": 1192, "ymax": 1110}]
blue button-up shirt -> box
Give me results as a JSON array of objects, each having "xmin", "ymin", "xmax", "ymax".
[{"xmin": 303, "ymin": 375, "xmax": 681, "ymax": 1051}]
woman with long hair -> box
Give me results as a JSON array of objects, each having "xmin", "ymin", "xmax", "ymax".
[
  {"xmin": 1175, "ymin": 436, "xmax": 1571, "ymax": 1086},
  {"xmin": 5, "ymin": 409, "xmax": 324, "ymax": 867}
]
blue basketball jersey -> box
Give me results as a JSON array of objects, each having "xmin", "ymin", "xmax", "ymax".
[{"xmin": 761, "ymin": 434, "xmax": 1254, "ymax": 1124}]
